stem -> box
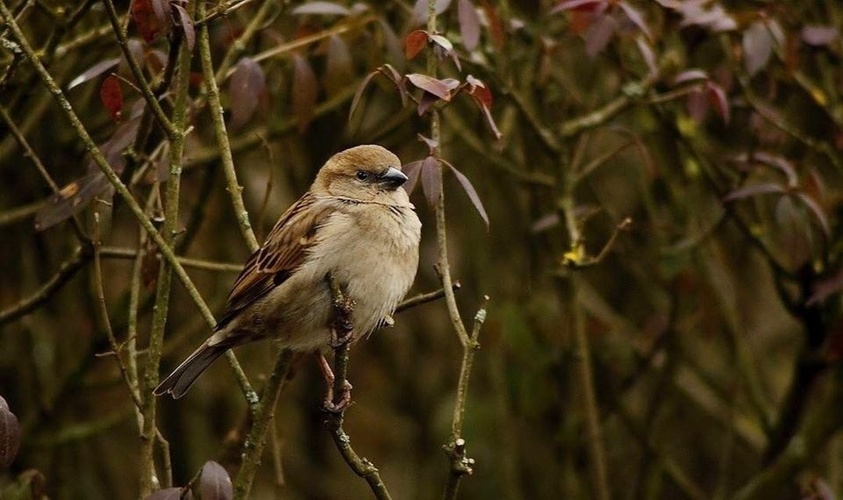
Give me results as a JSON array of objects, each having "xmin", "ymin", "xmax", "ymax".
[
  {"xmin": 197, "ymin": 0, "xmax": 259, "ymax": 252},
  {"xmin": 139, "ymin": 30, "xmax": 191, "ymax": 498}
]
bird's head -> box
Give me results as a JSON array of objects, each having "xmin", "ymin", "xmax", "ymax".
[{"xmin": 312, "ymin": 145, "xmax": 410, "ymax": 204}]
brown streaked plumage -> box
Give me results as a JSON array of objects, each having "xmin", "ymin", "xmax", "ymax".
[{"xmin": 155, "ymin": 145, "xmax": 421, "ymax": 398}]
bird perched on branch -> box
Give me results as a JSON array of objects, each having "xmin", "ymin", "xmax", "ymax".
[{"xmin": 155, "ymin": 145, "xmax": 422, "ymax": 399}]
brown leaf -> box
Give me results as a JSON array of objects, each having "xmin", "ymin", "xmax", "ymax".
[
  {"xmin": 417, "ymin": 133, "xmax": 439, "ymax": 152},
  {"xmin": 617, "ymin": 1, "xmax": 651, "ymax": 40},
  {"xmin": 0, "ymin": 396, "xmax": 20, "ymax": 470},
  {"xmin": 68, "ymin": 57, "xmax": 121, "ymax": 90},
  {"xmin": 584, "ymin": 13, "xmax": 617, "ymax": 57},
  {"xmin": 173, "ymin": 4, "xmax": 195, "ymax": 52},
  {"xmin": 417, "ymin": 92, "xmax": 439, "ymax": 115},
  {"xmin": 796, "ymin": 192, "xmax": 830, "ymax": 238},
  {"xmin": 402, "ymin": 160, "xmax": 423, "ymax": 194},
  {"xmin": 100, "ymin": 74, "xmax": 124, "ymax": 121},
  {"xmin": 200, "ymin": 461, "xmax": 233, "ymax": 500},
  {"xmin": 145, "ymin": 488, "xmax": 191, "ymax": 500},
  {"xmin": 445, "ymin": 161, "xmax": 489, "ymax": 227},
  {"xmin": 325, "ymin": 35, "xmax": 352, "ymax": 95},
  {"xmin": 292, "ymin": 54, "xmax": 318, "ymax": 133},
  {"xmin": 420, "ymin": 156, "xmax": 441, "ymax": 208},
  {"xmin": 706, "ymin": 82, "xmax": 730, "ymax": 124},
  {"xmin": 801, "ymin": 26, "xmax": 839, "ymax": 47},
  {"xmin": 411, "ymin": 0, "xmax": 452, "ymax": 26},
  {"xmin": 672, "ymin": 69, "xmax": 709, "ymax": 85},
  {"xmin": 743, "ymin": 20, "xmax": 773, "ymax": 76},
  {"xmin": 406, "ymin": 73, "xmax": 458, "ymax": 101},
  {"xmin": 130, "ymin": 0, "xmax": 170, "ymax": 43},
  {"xmin": 229, "ymin": 57, "xmax": 266, "ymax": 129},
  {"xmin": 723, "ymin": 182, "xmax": 784, "ymax": 202},
  {"xmin": 458, "ymin": 0, "xmax": 481, "ymax": 51},
  {"xmin": 35, "ymin": 173, "xmax": 113, "ymax": 231},
  {"xmin": 405, "ymin": 30, "xmax": 429, "ymax": 60},
  {"xmin": 291, "ymin": 1, "xmax": 351, "ymax": 16}
]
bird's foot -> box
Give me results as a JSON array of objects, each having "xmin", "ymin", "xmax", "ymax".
[{"xmin": 322, "ymin": 380, "xmax": 353, "ymax": 413}]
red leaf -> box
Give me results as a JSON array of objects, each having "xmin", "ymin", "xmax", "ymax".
[
  {"xmin": 481, "ymin": 0, "xmax": 505, "ymax": 49},
  {"xmin": 706, "ymin": 82, "xmax": 730, "ymax": 124},
  {"xmin": 401, "ymin": 160, "xmax": 423, "ymax": 194},
  {"xmin": 173, "ymin": 4, "xmax": 195, "ymax": 52},
  {"xmin": 0, "ymin": 396, "xmax": 20, "ymax": 469},
  {"xmin": 291, "ymin": 1, "xmax": 351, "ymax": 15},
  {"xmin": 420, "ymin": 156, "xmax": 441, "ymax": 208},
  {"xmin": 405, "ymin": 30, "xmax": 429, "ymax": 60},
  {"xmin": 445, "ymin": 161, "xmax": 489, "ymax": 227},
  {"xmin": 743, "ymin": 20, "xmax": 773, "ymax": 76},
  {"xmin": 406, "ymin": 73, "xmax": 457, "ymax": 100},
  {"xmin": 229, "ymin": 57, "xmax": 266, "ymax": 129},
  {"xmin": 458, "ymin": 0, "xmax": 481, "ymax": 51},
  {"xmin": 325, "ymin": 35, "xmax": 352, "ymax": 95},
  {"xmin": 130, "ymin": 0, "xmax": 170, "ymax": 43},
  {"xmin": 200, "ymin": 461, "xmax": 233, "ymax": 500},
  {"xmin": 550, "ymin": 0, "xmax": 605, "ymax": 14},
  {"xmin": 68, "ymin": 57, "xmax": 121, "ymax": 90},
  {"xmin": 292, "ymin": 54, "xmax": 318, "ymax": 133},
  {"xmin": 466, "ymin": 75, "xmax": 492, "ymax": 107},
  {"xmin": 100, "ymin": 74, "xmax": 124, "ymax": 121}
]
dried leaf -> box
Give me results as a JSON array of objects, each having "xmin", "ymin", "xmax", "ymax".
[
  {"xmin": 68, "ymin": 57, "xmax": 121, "ymax": 90},
  {"xmin": 100, "ymin": 74, "xmax": 124, "ymax": 121},
  {"xmin": 173, "ymin": 4, "xmax": 195, "ymax": 52},
  {"xmin": 458, "ymin": 0, "xmax": 481, "ymax": 51},
  {"xmin": 801, "ymin": 26, "xmax": 839, "ymax": 46},
  {"xmin": 446, "ymin": 162, "xmax": 489, "ymax": 227},
  {"xmin": 401, "ymin": 160, "xmax": 423, "ymax": 194},
  {"xmin": 200, "ymin": 461, "xmax": 233, "ymax": 500},
  {"xmin": 130, "ymin": 0, "xmax": 171, "ymax": 43},
  {"xmin": 672, "ymin": 69, "xmax": 709, "ymax": 85},
  {"xmin": 35, "ymin": 173, "xmax": 113, "ymax": 231},
  {"xmin": 584, "ymin": 13, "xmax": 617, "ymax": 57},
  {"xmin": 723, "ymin": 182, "xmax": 784, "ymax": 202},
  {"xmin": 706, "ymin": 82, "xmax": 730, "ymax": 124},
  {"xmin": 145, "ymin": 488, "xmax": 191, "ymax": 500},
  {"xmin": 550, "ymin": 0, "xmax": 605, "ymax": 14},
  {"xmin": 0, "ymin": 396, "xmax": 20, "ymax": 470},
  {"xmin": 229, "ymin": 57, "xmax": 266, "ymax": 129},
  {"xmin": 349, "ymin": 70, "xmax": 378, "ymax": 121},
  {"xmin": 617, "ymin": 1, "xmax": 651, "ymax": 40},
  {"xmin": 743, "ymin": 20, "xmax": 773, "ymax": 76},
  {"xmin": 291, "ymin": 1, "xmax": 351, "ymax": 16},
  {"xmin": 405, "ymin": 30, "xmax": 429, "ymax": 60},
  {"xmin": 325, "ymin": 35, "xmax": 352, "ymax": 95},
  {"xmin": 406, "ymin": 73, "xmax": 457, "ymax": 101},
  {"xmin": 292, "ymin": 54, "xmax": 318, "ymax": 133},
  {"xmin": 481, "ymin": 0, "xmax": 505, "ymax": 49},
  {"xmin": 796, "ymin": 192, "xmax": 830, "ymax": 238},
  {"xmin": 378, "ymin": 19, "xmax": 405, "ymax": 68},
  {"xmin": 420, "ymin": 156, "xmax": 441, "ymax": 208},
  {"xmin": 411, "ymin": 0, "xmax": 452, "ymax": 26}
]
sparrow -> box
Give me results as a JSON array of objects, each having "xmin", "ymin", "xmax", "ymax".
[{"xmin": 154, "ymin": 145, "xmax": 422, "ymax": 399}]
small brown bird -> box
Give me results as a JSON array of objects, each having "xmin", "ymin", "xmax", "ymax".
[{"xmin": 155, "ymin": 145, "xmax": 421, "ymax": 398}]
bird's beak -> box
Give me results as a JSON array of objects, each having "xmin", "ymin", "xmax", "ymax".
[{"xmin": 378, "ymin": 166, "xmax": 408, "ymax": 189}]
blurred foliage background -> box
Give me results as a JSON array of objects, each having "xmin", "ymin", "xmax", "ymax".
[{"xmin": 1, "ymin": 0, "xmax": 843, "ymax": 498}]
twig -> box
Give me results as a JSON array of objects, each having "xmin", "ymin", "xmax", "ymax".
[
  {"xmin": 322, "ymin": 273, "xmax": 393, "ymax": 500},
  {"xmin": 197, "ymin": 0, "xmax": 259, "ymax": 252},
  {"xmin": 138, "ymin": 27, "xmax": 191, "ymax": 497},
  {"xmin": 443, "ymin": 297, "xmax": 487, "ymax": 500},
  {"xmin": 232, "ymin": 348, "xmax": 294, "ymax": 499},
  {"xmin": 0, "ymin": 244, "xmax": 91, "ymax": 327},
  {"xmin": 98, "ymin": 246, "xmax": 243, "ymax": 273},
  {"xmin": 395, "ymin": 282, "xmax": 460, "ymax": 314}
]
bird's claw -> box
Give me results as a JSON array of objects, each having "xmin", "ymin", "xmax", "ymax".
[{"xmin": 322, "ymin": 380, "xmax": 353, "ymax": 413}]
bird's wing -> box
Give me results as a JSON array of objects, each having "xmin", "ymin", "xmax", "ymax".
[{"xmin": 215, "ymin": 191, "xmax": 337, "ymax": 330}]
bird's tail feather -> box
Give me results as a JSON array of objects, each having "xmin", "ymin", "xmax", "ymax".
[{"xmin": 153, "ymin": 341, "xmax": 230, "ymax": 399}]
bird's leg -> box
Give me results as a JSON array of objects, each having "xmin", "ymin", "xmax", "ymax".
[{"xmin": 317, "ymin": 352, "xmax": 352, "ymax": 413}]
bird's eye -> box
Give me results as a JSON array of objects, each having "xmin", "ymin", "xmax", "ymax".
[{"xmin": 356, "ymin": 171, "xmax": 370, "ymax": 181}]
